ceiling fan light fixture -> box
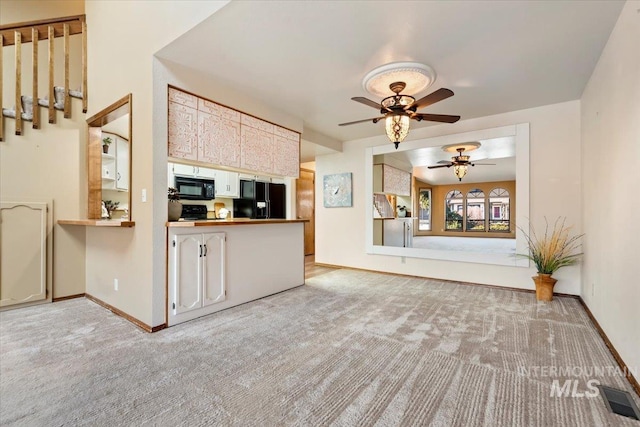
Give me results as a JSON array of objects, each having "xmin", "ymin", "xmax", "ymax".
[
  {"xmin": 385, "ymin": 114, "xmax": 410, "ymax": 149},
  {"xmin": 454, "ymin": 164, "xmax": 468, "ymax": 181},
  {"xmin": 363, "ymin": 62, "xmax": 436, "ymax": 98}
]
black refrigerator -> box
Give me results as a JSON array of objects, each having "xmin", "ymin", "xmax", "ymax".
[{"xmin": 233, "ymin": 180, "xmax": 286, "ymax": 219}]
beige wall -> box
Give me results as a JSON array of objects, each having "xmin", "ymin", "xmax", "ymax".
[
  {"xmin": 83, "ymin": 1, "xmax": 230, "ymax": 327},
  {"xmin": 1, "ymin": 2, "xmax": 86, "ymax": 299},
  {"xmin": 316, "ymin": 100, "xmax": 582, "ymax": 294},
  {"xmin": 581, "ymin": 0, "xmax": 639, "ymax": 385}
]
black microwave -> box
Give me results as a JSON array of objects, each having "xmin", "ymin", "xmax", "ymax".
[{"xmin": 175, "ymin": 176, "xmax": 215, "ymax": 200}]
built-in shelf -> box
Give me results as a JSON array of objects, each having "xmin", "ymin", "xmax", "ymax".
[
  {"xmin": 58, "ymin": 219, "xmax": 135, "ymax": 227},
  {"xmin": 101, "ymin": 153, "xmax": 115, "ymax": 160},
  {"xmin": 101, "ymin": 176, "xmax": 115, "ymax": 181}
]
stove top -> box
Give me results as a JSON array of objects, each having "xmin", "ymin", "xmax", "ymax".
[{"xmin": 181, "ymin": 204, "xmax": 208, "ymax": 220}]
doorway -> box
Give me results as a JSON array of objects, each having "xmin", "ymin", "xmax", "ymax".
[{"xmin": 296, "ymin": 169, "xmax": 315, "ymax": 255}]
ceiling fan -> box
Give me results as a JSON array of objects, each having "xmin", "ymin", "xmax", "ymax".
[
  {"xmin": 428, "ymin": 147, "xmax": 495, "ymax": 181},
  {"xmin": 338, "ymin": 81, "xmax": 461, "ymax": 148}
]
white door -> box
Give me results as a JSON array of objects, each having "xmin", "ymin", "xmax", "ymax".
[
  {"xmin": 173, "ymin": 234, "xmax": 202, "ymax": 314},
  {"xmin": 214, "ymin": 171, "xmax": 240, "ymax": 198},
  {"xmin": 116, "ymin": 137, "xmax": 129, "ymax": 191},
  {"xmin": 0, "ymin": 202, "xmax": 48, "ymax": 307},
  {"xmin": 202, "ymin": 232, "xmax": 226, "ymax": 307},
  {"xmin": 172, "ymin": 163, "xmax": 197, "ymax": 177}
]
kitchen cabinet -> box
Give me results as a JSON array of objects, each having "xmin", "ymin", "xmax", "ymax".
[
  {"xmin": 102, "ymin": 133, "xmax": 129, "ymax": 192},
  {"xmin": 373, "ymin": 164, "xmax": 411, "ymax": 196},
  {"xmin": 115, "ymin": 136, "xmax": 129, "ymax": 191},
  {"xmin": 214, "ymin": 170, "xmax": 239, "ymax": 198},
  {"xmin": 169, "ymin": 87, "xmax": 300, "ymax": 178},
  {"xmin": 171, "ymin": 163, "xmax": 217, "ymax": 179},
  {"xmin": 170, "ymin": 232, "xmax": 226, "ymax": 317}
]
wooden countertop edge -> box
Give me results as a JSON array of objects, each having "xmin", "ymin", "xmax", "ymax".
[
  {"xmin": 166, "ymin": 219, "xmax": 308, "ymax": 227},
  {"xmin": 58, "ymin": 219, "xmax": 136, "ymax": 227}
]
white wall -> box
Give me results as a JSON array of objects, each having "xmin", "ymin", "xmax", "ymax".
[
  {"xmin": 581, "ymin": 1, "xmax": 639, "ymax": 382},
  {"xmin": 316, "ymin": 100, "xmax": 582, "ymax": 294},
  {"xmin": 84, "ymin": 1, "xmax": 230, "ymax": 327}
]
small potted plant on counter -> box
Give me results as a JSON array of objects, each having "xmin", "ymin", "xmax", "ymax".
[
  {"xmin": 168, "ymin": 187, "xmax": 182, "ymax": 221},
  {"xmin": 517, "ymin": 217, "xmax": 584, "ymax": 301},
  {"xmin": 102, "ymin": 200, "xmax": 120, "ymax": 219},
  {"xmin": 102, "ymin": 136, "xmax": 113, "ymax": 154}
]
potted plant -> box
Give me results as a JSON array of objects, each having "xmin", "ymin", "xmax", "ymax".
[
  {"xmin": 168, "ymin": 187, "xmax": 182, "ymax": 221},
  {"xmin": 102, "ymin": 200, "xmax": 120, "ymax": 219},
  {"xmin": 518, "ymin": 217, "xmax": 583, "ymax": 301},
  {"xmin": 102, "ymin": 136, "xmax": 113, "ymax": 154}
]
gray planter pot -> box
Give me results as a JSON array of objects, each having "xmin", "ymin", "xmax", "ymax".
[{"xmin": 168, "ymin": 201, "xmax": 183, "ymax": 221}]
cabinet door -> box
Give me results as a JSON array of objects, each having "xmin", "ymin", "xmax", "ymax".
[
  {"xmin": 383, "ymin": 165, "xmax": 411, "ymax": 196},
  {"xmin": 215, "ymin": 171, "xmax": 240, "ymax": 198},
  {"xmin": 168, "ymin": 101, "xmax": 198, "ymax": 161},
  {"xmin": 198, "ymin": 111, "xmax": 222, "ymax": 165},
  {"xmin": 172, "ymin": 163, "xmax": 197, "ymax": 177},
  {"xmin": 173, "ymin": 234, "xmax": 203, "ymax": 314},
  {"xmin": 240, "ymin": 125, "xmax": 274, "ymax": 175},
  {"xmin": 202, "ymin": 233, "xmax": 226, "ymax": 307},
  {"xmin": 195, "ymin": 165, "xmax": 217, "ymax": 180},
  {"xmin": 272, "ymin": 134, "xmax": 300, "ymax": 178},
  {"xmin": 115, "ymin": 137, "xmax": 129, "ymax": 191}
]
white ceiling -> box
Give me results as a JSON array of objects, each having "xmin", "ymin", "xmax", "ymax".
[
  {"xmin": 157, "ymin": 0, "xmax": 624, "ymax": 150},
  {"xmin": 386, "ymin": 136, "xmax": 516, "ymax": 185}
]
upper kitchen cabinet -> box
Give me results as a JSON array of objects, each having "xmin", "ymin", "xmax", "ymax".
[
  {"xmin": 168, "ymin": 87, "xmax": 300, "ymax": 178},
  {"xmin": 198, "ymin": 99, "xmax": 241, "ymax": 168},
  {"xmin": 374, "ymin": 164, "xmax": 411, "ymax": 196}
]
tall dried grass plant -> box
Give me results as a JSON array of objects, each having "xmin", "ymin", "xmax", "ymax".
[{"xmin": 518, "ymin": 217, "xmax": 584, "ymax": 274}]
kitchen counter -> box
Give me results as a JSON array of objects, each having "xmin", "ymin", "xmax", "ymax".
[
  {"xmin": 167, "ymin": 220, "xmax": 305, "ymax": 326},
  {"xmin": 166, "ymin": 218, "xmax": 308, "ymax": 227}
]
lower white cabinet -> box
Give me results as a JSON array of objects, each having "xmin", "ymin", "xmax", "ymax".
[{"xmin": 169, "ymin": 232, "xmax": 226, "ymax": 321}]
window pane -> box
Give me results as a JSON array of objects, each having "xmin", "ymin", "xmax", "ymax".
[
  {"xmin": 445, "ymin": 190, "xmax": 463, "ymax": 231},
  {"xmin": 418, "ymin": 188, "xmax": 431, "ymax": 231},
  {"xmin": 489, "ymin": 187, "xmax": 510, "ymax": 232},
  {"xmin": 466, "ymin": 189, "xmax": 485, "ymax": 231}
]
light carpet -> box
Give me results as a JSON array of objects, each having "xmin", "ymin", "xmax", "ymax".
[{"xmin": 1, "ymin": 269, "xmax": 638, "ymax": 426}]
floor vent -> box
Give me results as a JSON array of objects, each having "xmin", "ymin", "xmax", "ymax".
[{"xmin": 599, "ymin": 385, "xmax": 640, "ymax": 420}]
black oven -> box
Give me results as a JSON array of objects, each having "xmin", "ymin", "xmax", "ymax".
[{"xmin": 174, "ymin": 176, "xmax": 215, "ymax": 200}]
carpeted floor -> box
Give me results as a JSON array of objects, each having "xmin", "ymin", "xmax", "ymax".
[{"xmin": 1, "ymin": 269, "xmax": 638, "ymax": 426}]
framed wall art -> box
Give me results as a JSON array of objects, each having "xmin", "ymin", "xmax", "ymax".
[{"xmin": 323, "ymin": 173, "xmax": 353, "ymax": 208}]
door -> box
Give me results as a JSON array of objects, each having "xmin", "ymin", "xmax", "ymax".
[
  {"xmin": 173, "ymin": 234, "xmax": 202, "ymax": 314},
  {"xmin": 202, "ymin": 233, "xmax": 226, "ymax": 307},
  {"xmin": 0, "ymin": 202, "xmax": 48, "ymax": 307},
  {"xmin": 296, "ymin": 169, "xmax": 315, "ymax": 255}
]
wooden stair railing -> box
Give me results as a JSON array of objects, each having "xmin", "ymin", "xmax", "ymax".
[{"xmin": 0, "ymin": 15, "xmax": 87, "ymax": 141}]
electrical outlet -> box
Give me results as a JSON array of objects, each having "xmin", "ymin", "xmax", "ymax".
[
  {"xmin": 401, "ymin": 256, "xmax": 406, "ymax": 264},
  {"xmin": 141, "ymin": 189, "xmax": 147, "ymax": 202},
  {"xmin": 114, "ymin": 278, "xmax": 119, "ymax": 291},
  {"xmin": 591, "ymin": 283, "xmax": 595, "ymax": 297}
]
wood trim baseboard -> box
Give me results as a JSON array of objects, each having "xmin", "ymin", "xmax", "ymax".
[
  {"xmin": 84, "ymin": 293, "xmax": 166, "ymax": 333},
  {"xmin": 577, "ymin": 297, "xmax": 640, "ymax": 398},
  {"xmin": 52, "ymin": 293, "xmax": 85, "ymax": 302}
]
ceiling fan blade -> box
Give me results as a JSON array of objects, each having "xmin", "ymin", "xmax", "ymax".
[
  {"xmin": 351, "ymin": 97, "xmax": 381, "ymax": 110},
  {"xmin": 427, "ymin": 164, "xmax": 451, "ymax": 169},
  {"xmin": 437, "ymin": 160, "xmax": 451, "ymax": 164},
  {"xmin": 471, "ymin": 163, "xmax": 496, "ymax": 166},
  {"xmin": 412, "ymin": 88, "xmax": 454, "ymax": 109},
  {"xmin": 338, "ymin": 117, "xmax": 384, "ymax": 126},
  {"xmin": 414, "ymin": 113, "xmax": 461, "ymax": 123}
]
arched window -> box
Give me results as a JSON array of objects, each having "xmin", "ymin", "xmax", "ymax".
[
  {"xmin": 445, "ymin": 190, "xmax": 463, "ymax": 231},
  {"xmin": 489, "ymin": 187, "xmax": 510, "ymax": 232},
  {"xmin": 466, "ymin": 189, "xmax": 485, "ymax": 231}
]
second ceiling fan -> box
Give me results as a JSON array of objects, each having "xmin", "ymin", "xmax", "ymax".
[
  {"xmin": 428, "ymin": 147, "xmax": 496, "ymax": 181},
  {"xmin": 339, "ymin": 81, "xmax": 461, "ymax": 148}
]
